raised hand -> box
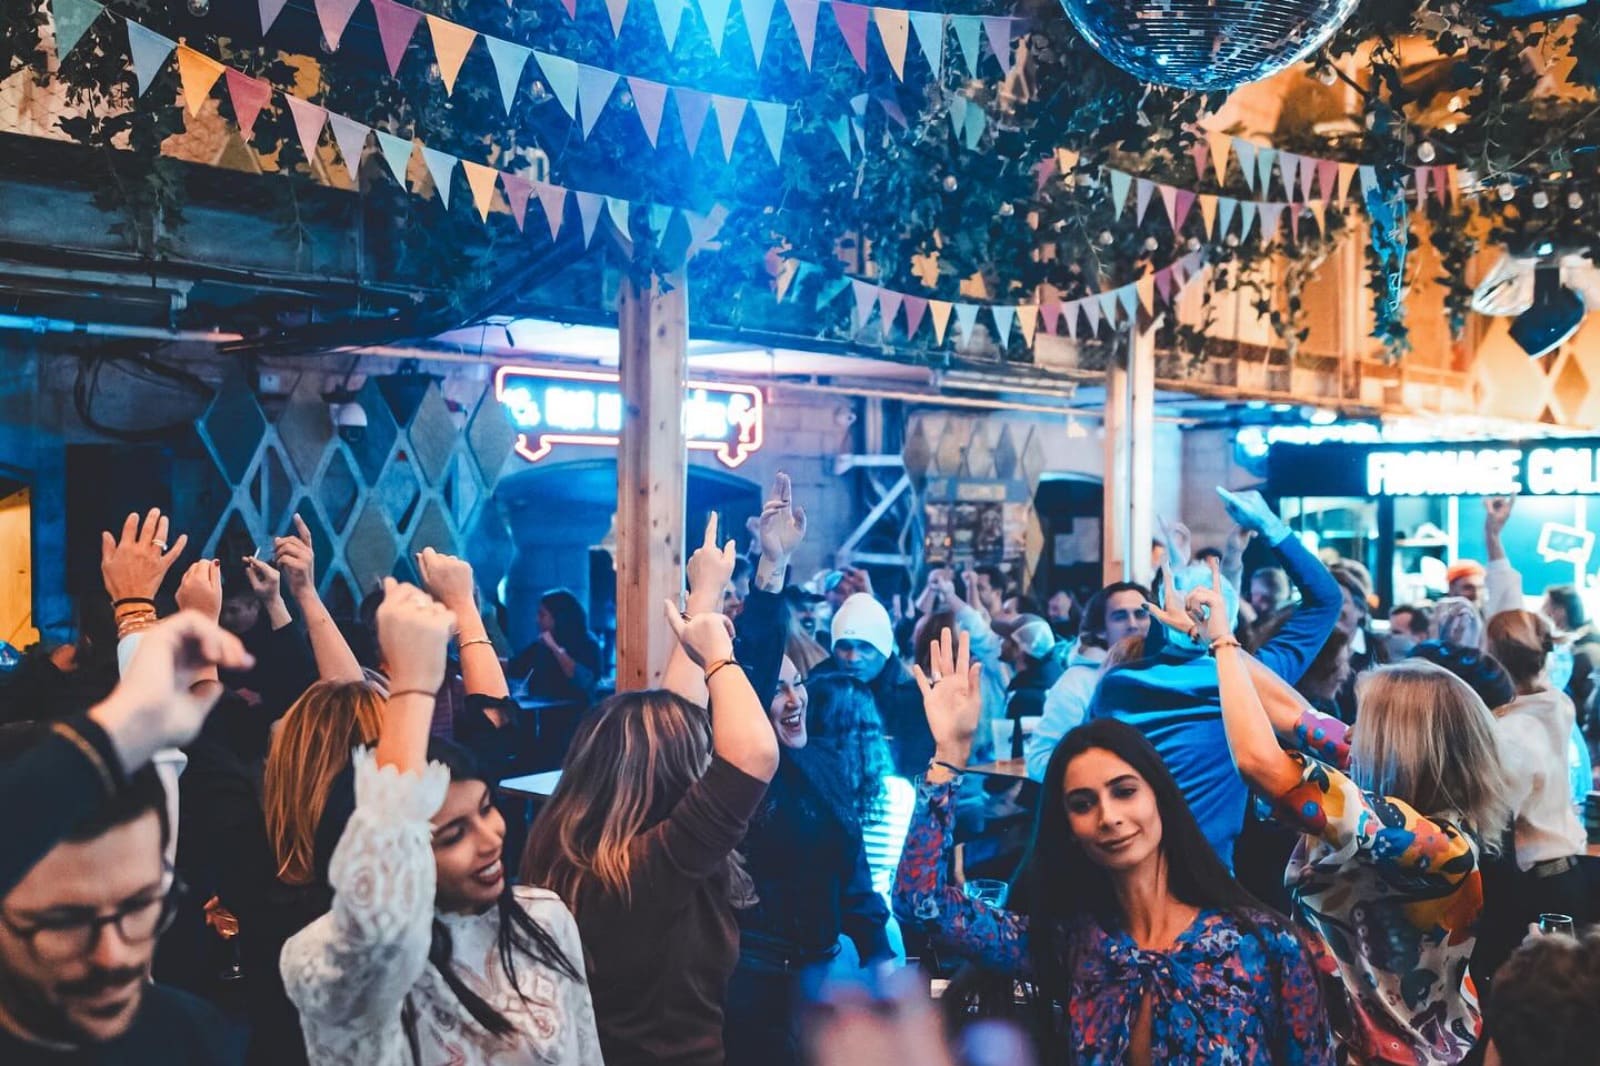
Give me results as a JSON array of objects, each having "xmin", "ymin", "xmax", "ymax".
[
  {"xmin": 912, "ymin": 626, "xmax": 983, "ymax": 758},
  {"xmin": 243, "ymin": 554, "xmax": 282, "ymax": 603},
  {"xmin": 686, "ymin": 512, "xmax": 738, "ymax": 613},
  {"xmin": 1157, "ymin": 514, "xmax": 1193, "ymax": 570},
  {"xmin": 756, "ymin": 472, "xmax": 808, "ymax": 561},
  {"xmin": 376, "ymin": 578, "xmax": 456, "ymax": 695},
  {"xmin": 92, "ymin": 611, "xmax": 253, "ymax": 768},
  {"xmin": 1144, "ymin": 566, "xmax": 1198, "ymax": 638},
  {"xmin": 175, "ymin": 559, "xmax": 223, "ymax": 623},
  {"xmin": 1485, "ymin": 495, "xmax": 1515, "ymax": 535},
  {"xmin": 274, "ymin": 514, "xmax": 318, "ymax": 600},
  {"xmin": 1216, "ymin": 487, "xmax": 1290, "ymax": 544},
  {"xmin": 844, "ymin": 567, "xmax": 874, "ymax": 598},
  {"xmin": 101, "ymin": 508, "xmax": 188, "ymax": 602},
  {"xmin": 415, "ymin": 547, "xmax": 476, "ymax": 614},
  {"xmin": 1184, "ymin": 559, "xmax": 1233, "ymax": 643},
  {"xmin": 664, "ymin": 600, "xmax": 736, "ymax": 669}
]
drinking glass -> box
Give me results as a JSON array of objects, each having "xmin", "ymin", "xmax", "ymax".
[
  {"xmin": 1538, "ymin": 913, "xmax": 1576, "ymax": 937},
  {"xmin": 964, "ymin": 879, "xmax": 1009, "ymax": 907}
]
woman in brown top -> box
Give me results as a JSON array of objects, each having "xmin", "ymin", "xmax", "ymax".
[{"xmin": 522, "ymin": 511, "xmax": 784, "ymax": 1065}]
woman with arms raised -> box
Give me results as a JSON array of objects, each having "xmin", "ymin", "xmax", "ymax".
[{"xmin": 894, "ymin": 626, "xmax": 1333, "ymax": 1064}]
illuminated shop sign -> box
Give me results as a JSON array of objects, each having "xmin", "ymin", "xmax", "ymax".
[
  {"xmin": 1365, "ymin": 444, "xmax": 1600, "ymax": 497},
  {"xmin": 494, "ymin": 366, "xmax": 763, "ymax": 468}
]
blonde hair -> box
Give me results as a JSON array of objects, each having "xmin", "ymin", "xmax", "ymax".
[
  {"xmin": 1486, "ymin": 610, "xmax": 1555, "ymax": 694},
  {"xmin": 1353, "ymin": 660, "xmax": 1511, "ymax": 846},
  {"xmin": 263, "ymin": 681, "xmax": 384, "ymax": 885},
  {"xmin": 520, "ymin": 689, "xmax": 754, "ymax": 914}
]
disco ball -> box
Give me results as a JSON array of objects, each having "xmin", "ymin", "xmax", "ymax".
[{"xmin": 1059, "ymin": 0, "xmax": 1362, "ymax": 91}]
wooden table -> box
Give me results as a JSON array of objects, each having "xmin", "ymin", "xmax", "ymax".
[{"xmin": 963, "ymin": 758, "xmax": 1032, "ymax": 780}]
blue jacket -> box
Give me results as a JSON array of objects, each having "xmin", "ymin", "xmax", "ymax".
[{"xmin": 1089, "ymin": 535, "xmax": 1340, "ymax": 870}]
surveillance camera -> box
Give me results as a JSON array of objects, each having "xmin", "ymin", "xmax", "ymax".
[{"xmin": 330, "ymin": 402, "xmax": 367, "ymax": 443}]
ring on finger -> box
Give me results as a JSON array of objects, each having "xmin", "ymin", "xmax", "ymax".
[{"xmin": 153, "ymin": 540, "xmax": 168, "ymax": 551}]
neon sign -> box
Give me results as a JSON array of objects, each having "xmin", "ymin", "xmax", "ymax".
[
  {"xmin": 1364, "ymin": 444, "xmax": 1600, "ymax": 497},
  {"xmin": 494, "ymin": 366, "xmax": 764, "ymax": 469}
]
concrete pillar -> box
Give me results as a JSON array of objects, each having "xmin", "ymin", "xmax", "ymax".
[{"xmin": 1102, "ymin": 323, "xmax": 1157, "ymax": 586}]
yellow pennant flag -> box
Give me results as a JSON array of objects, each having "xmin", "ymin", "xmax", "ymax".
[
  {"xmin": 1198, "ymin": 193, "xmax": 1218, "ymax": 237},
  {"xmin": 1054, "ymin": 147, "xmax": 1080, "ymax": 175},
  {"xmin": 1204, "ymin": 129, "xmax": 1232, "ymax": 183},
  {"xmin": 873, "ymin": 7, "xmax": 910, "ymax": 81},
  {"xmin": 461, "ymin": 160, "xmax": 499, "ymax": 222},
  {"xmin": 1337, "ymin": 162, "xmax": 1357, "ymax": 202},
  {"xmin": 1015, "ymin": 304, "xmax": 1038, "ymax": 347},
  {"xmin": 928, "ymin": 300, "xmax": 953, "ymax": 344},
  {"xmin": 1308, "ymin": 199, "xmax": 1327, "ymax": 233},
  {"xmin": 176, "ymin": 46, "xmax": 225, "ymax": 117},
  {"xmin": 1136, "ymin": 275, "xmax": 1155, "ymax": 315},
  {"xmin": 426, "ymin": 15, "xmax": 477, "ymax": 96}
]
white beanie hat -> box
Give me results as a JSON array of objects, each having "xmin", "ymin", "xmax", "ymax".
[{"xmin": 831, "ymin": 593, "xmax": 894, "ymax": 658}]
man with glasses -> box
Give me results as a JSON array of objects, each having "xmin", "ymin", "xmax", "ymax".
[{"xmin": 0, "ymin": 611, "xmax": 250, "ymax": 1063}]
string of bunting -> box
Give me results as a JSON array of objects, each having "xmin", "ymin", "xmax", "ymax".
[
  {"xmin": 1189, "ymin": 129, "xmax": 1463, "ymax": 212},
  {"xmin": 779, "ymin": 248, "xmax": 1209, "ymax": 350},
  {"xmin": 258, "ymin": 0, "xmax": 1019, "ymax": 88},
  {"xmin": 51, "ymin": 1, "xmax": 733, "ymax": 256}
]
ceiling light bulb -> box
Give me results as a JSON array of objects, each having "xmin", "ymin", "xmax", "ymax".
[{"xmin": 1417, "ymin": 142, "xmax": 1436, "ymax": 163}]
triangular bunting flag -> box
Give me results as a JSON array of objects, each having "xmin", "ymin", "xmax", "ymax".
[
  {"xmin": 224, "ymin": 70, "xmax": 272, "ymax": 140},
  {"xmin": 1135, "ymin": 179, "xmax": 1155, "ymax": 224},
  {"xmin": 962, "ymin": 100, "xmax": 985, "ymax": 149},
  {"xmin": 851, "ymin": 279, "xmax": 879, "ymax": 330},
  {"xmin": 535, "ymin": 182, "xmax": 566, "ymax": 238},
  {"xmin": 751, "ymin": 100, "xmax": 786, "ymax": 164},
  {"xmin": 1238, "ymin": 201, "xmax": 1257, "ymax": 240},
  {"xmin": 784, "ymin": 0, "xmax": 820, "ymax": 66},
  {"xmin": 1016, "ymin": 304, "xmax": 1038, "ymax": 346},
  {"xmin": 484, "ymin": 37, "xmax": 531, "ymax": 114},
  {"xmin": 1333, "ymin": 161, "xmax": 1356, "ymax": 202},
  {"xmin": 1098, "ymin": 291, "xmax": 1120, "ymax": 328},
  {"xmin": 420, "ymin": 145, "xmax": 457, "ymax": 208},
  {"xmin": 990, "ymin": 305, "xmax": 1014, "ymax": 347},
  {"xmin": 1189, "ymin": 140, "xmax": 1210, "ymax": 182},
  {"xmin": 603, "ymin": 0, "xmax": 629, "ymax": 37},
  {"xmin": 1278, "ymin": 152, "xmax": 1300, "ymax": 200},
  {"xmin": 675, "ymin": 87, "xmax": 711, "ymax": 153},
  {"xmin": 534, "ymin": 52, "xmax": 579, "ymax": 121},
  {"xmin": 1081, "ymin": 296, "xmax": 1100, "ymax": 335},
  {"xmin": 827, "ymin": 115, "xmax": 851, "ymax": 158},
  {"xmin": 952, "ymin": 15, "xmax": 981, "ymax": 78},
  {"xmin": 904, "ymin": 295, "xmax": 928, "ymax": 338},
  {"xmin": 948, "ymin": 95, "xmax": 968, "ymax": 139},
  {"xmin": 773, "ymin": 259, "xmax": 799, "ymax": 303},
  {"xmin": 1154, "ymin": 268, "xmax": 1172, "ymax": 304},
  {"xmin": 605, "ymin": 196, "xmax": 630, "ymax": 240},
  {"xmin": 1358, "ymin": 164, "xmax": 1378, "ymax": 199},
  {"xmin": 874, "ymin": 7, "xmax": 910, "ymax": 80},
  {"xmin": 982, "ymin": 16, "xmax": 1010, "ymax": 76},
  {"xmin": 653, "ymin": 0, "xmax": 688, "ymax": 48},
  {"xmin": 909, "ymin": 11, "xmax": 943, "ymax": 73},
  {"xmin": 1216, "ymin": 196, "xmax": 1237, "ymax": 238},
  {"xmin": 1039, "ymin": 300, "xmax": 1061, "ymax": 337},
  {"xmin": 879, "ymin": 96, "xmax": 908, "ymax": 129},
  {"xmin": 424, "ymin": 16, "xmax": 476, "ymax": 96},
  {"xmin": 697, "ymin": 0, "xmax": 733, "ymax": 53},
  {"xmin": 628, "ymin": 77, "xmax": 668, "ymax": 146},
  {"xmin": 878, "ymin": 289, "xmax": 904, "ymax": 334},
  {"xmin": 1135, "ymin": 276, "xmax": 1154, "ymax": 315},
  {"xmin": 1299, "ymin": 157, "xmax": 1317, "ymax": 202},
  {"xmin": 373, "ymin": 130, "xmax": 413, "ymax": 185},
  {"xmin": 314, "ymin": 0, "xmax": 361, "ymax": 51},
  {"xmin": 1173, "ymin": 189, "xmax": 1196, "ymax": 232},
  {"xmin": 501, "ymin": 171, "xmax": 532, "ymax": 230},
  {"xmin": 259, "ymin": 0, "xmax": 289, "ymax": 34},
  {"xmin": 711, "ymin": 95, "xmax": 746, "ymax": 161},
  {"xmin": 124, "ymin": 22, "xmax": 175, "ymax": 97},
  {"xmin": 575, "ymin": 191, "xmax": 603, "ymax": 246},
  {"xmin": 326, "ymin": 113, "xmax": 370, "ymax": 182},
  {"xmin": 461, "ymin": 160, "xmax": 498, "ymax": 222},
  {"xmin": 1116, "ymin": 285, "xmax": 1138, "ymax": 319},
  {"xmin": 576, "ymin": 65, "xmax": 618, "ymax": 138},
  {"xmin": 1064, "ymin": 301, "xmax": 1082, "ymax": 340},
  {"xmin": 953, "ymin": 303, "xmax": 979, "ymax": 344},
  {"xmin": 1255, "ymin": 147, "xmax": 1277, "ymax": 196},
  {"xmin": 175, "ymin": 46, "xmax": 224, "ymax": 117},
  {"xmin": 1158, "ymin": 184, "xmax": 1178, "ymax": 229},
  {"xmin": 929, "ymin": 300, "xmax": 953, "ymax": 344},
  {"xmin": 1233, "ymin": 138, "xmax": 1257, "ymax": 191},
  {"xmin": 1109, "ymin": 170, "xmax": 1132, "ymax": 219},
  {"xmin": 370, "ymin": 0, "xmax": 422, "ymax": 76},
  {"xmin": 1199, "ymin": 193, "xmax": 1218, "ymax": 237},
  {"xmin": 1206, "ymin": 129, "xmax": 1231, "ymax": 184},
  {"xmin": 1259, "ymin": 202, "xmax": 1284, "ymax": 242},
  {"xmin": 1413, "ymin": 165, "xmax": 1430, "ymax": 206},
  {"xmin": 50, "ymin": 0, "xmax": 103, "ymax": 61},
  {"xmin": 1288, "ymin": 205, "xmax": 1302, "ymax": 243},
  {"xmin": 1308, "ymin": 199, "xmax": 1326, "ymax": 233},
  {"xmin": 744, "ymin": 0, "xmax": 777, "ymax": 66},
  {"xmin": 283, "ymin": 95, "xmax": 327, "ymax": 166},
  {"xmin": 832, "ymin": 2, "xmax": 869, "ymax": 71},
  {"xmin": 851, "ymin": 118, "xmax": 864, "ymax": 153},
  {"xmin": 1317, "ymin": 158, "xmax": 1339, "ymax": 201}
]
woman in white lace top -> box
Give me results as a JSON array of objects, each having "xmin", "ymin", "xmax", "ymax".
[{"xmin": 281, "ymin": 570, "xmax": 603, "ymax": 1066}]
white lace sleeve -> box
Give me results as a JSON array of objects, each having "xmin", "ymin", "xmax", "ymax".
[{"xmin": 280, "ymin": 748, "xmax": 449, "ymax": 1065}]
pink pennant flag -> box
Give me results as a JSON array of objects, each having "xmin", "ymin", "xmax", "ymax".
[
  {"xmin": 903, "ymin": 295, "xmax": 928, "ymax": 338},
  {"xmin": 982, "ymin": 16, "xmax": 1010, "ymax": 75},
  {"xmin": 283, "ymin": 95, "xmax": 326, "ymax": 166},
  {"xmin": 878, "ymin": 289, "xmax": 904, "ymax": 333},
  {"xmin": 604, "ymin": 0, "xmax": 629, "ymax": 36},
  {"xmin": 1278, "ymin": 152, "xmax": 1300, "ymax": 201},
  {"xmin": 1317, "ymin": 158, "xmax": 1339, "ymax": 201},
  {"xmin": 224, "ymin": 69, "xmax": 271, "ymax": 141},
  {"xmin": 260, "ymin": 0, "xmax": 289, "ymax": 34},
  {"xmin": 370, "ymin": 0, "xmax": 422, "ymax": 76},
  {"xmin": 1413, "ymin": 166, "xmax": 1431, "ymax": 206},
  {"xmin": 1433, "ymin": 168, "xmax": 1451, "ymax": 206},
  {"xmin": 674, "ymin": 87, "xmax": 711, "ymax": 153},
  {"xmin": 1039, "ymin": 300, "xmax": 1061, "ymax": 336},
  {"xmin": 1172, "ymin": 188, "xmax": 1196, "ymax": 232},
  {"xmin": 877, "ymin": 96, "xmax": 908, "ymax": 129},
  {"xmin": 1157, "ymin": 184, "xmax": 1178, "ymax": 230},
  {"xmin": 501, "ymin": 171, "xmax": 532, "ymax": 230},
  {"xmin": 628, "ymin": 77, "xmax": 667, "ymax": 147},
  {"xmin": 1299, "ymin": 158, "xmax": 1317, "ymax": 202},
  {"xmin": 534, "ymin": 181, "xmax": 566, "ymax": 238},
  {"xmin": 1154, "ymin": 267, "xmax": 1173, "ymax": 305},
  {"xmin": 1189, "ymin": 140, "xmax": 1210, "ymax": 181},
  {"xmin": 831, "ymin": 2, "xmax": 869, "ymax": 71},
  {"xmin": 1033, "ymin": 156, "xmax": 1058, "ymax": 194},
  {"xmin": 314, "ymin": 0, "xmax": 361, "ymax": 50},
  {"xmin": 784, "ymin": 0, "xmax": 819, "ymax": 67}
]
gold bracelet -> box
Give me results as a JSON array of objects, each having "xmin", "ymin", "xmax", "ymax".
[
  {"xmin": 1209, "ymin": 636, "xmax": 1243, "ymax": 655},
  {"xmin": 704, "ymin": 658, "xmax": 740, "ymax": 681},
  {"xmin": 459, "ymin": 637, "xmax": 494, "ymax": 651}
]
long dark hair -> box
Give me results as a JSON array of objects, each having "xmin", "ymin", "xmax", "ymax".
[
  {"xmin": 402, "ymin": 740, "xmax": 582, "ymax": 1059},
  {"xmin": 540, "ymin": 589, "xmax": 594, "ymax": 651},
  {"xmin": 1009, "ymin": 719, "xmax": 1285, "ymax": 1058},
  {"xmin": 794, "ymin": 674, "xmax": 892, "ymax": 829}
]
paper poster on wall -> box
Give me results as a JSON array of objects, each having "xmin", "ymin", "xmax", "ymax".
[{"xmin": 922, "ymin": 476, "xmax": 1028, "ymax": 567}]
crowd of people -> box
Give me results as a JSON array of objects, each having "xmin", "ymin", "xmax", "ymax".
[{"xmin": 0, "ymin": 474, "xmax": 1596, "ymax": 1065}]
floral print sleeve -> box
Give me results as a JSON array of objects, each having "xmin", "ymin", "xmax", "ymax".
[
  {"xmin": 1286, "ymin": 707, "xmax": 1351, "ymax": 771},
  {"xmin": 892, "ymin": 773, "xmax": 1029, "ymax": 974},
  {"xmin": 1263, "ymin": 922, "xmax": 1338, "ymax": 1065},
  {"xmin": 1274, "ymin": 753, "xmax": 1478, "ymax": 885}
]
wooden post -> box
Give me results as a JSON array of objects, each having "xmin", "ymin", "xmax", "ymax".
[
  {"xmin": 1102, "ymin": 321, "xmax": 1157, "ymax": 586},
  {"xmin": 615, "ymin": 274, "xmax": 688, "ymax": 690}
]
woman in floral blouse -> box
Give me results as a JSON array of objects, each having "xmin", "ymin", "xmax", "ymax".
[
  {"xmin": 893, "ymin": 627, "xmax": 1334, "ymax": 1064},
  {"xmin": 1193, "ymin": 562, "xmax": 1512, "ymax": 1065}
]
